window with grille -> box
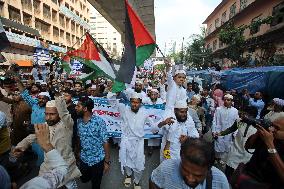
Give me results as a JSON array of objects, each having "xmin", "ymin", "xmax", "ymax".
[
  {"xmin": 53, "ymin": 27, "xmax": 59, "ymax": 39},
  {"xmin": 0, "ymin": 3, "xmax": 3, "ymax": 17},
  {"xmin": 43, "ymin": 4, "xmax": 51, "ymax": 20},
  {"xmin": 250, "ymin": 15, "xmax": 262, "ymax": 34},
  {"xmin": 23, "ymin": 12, "xmax": 32, "ymax": 26},
  {"xmin": 8, "ymin": 6, "xmax": 21, "ymax": 23},
  {"xmin": 33, "ymin": 0, "xmax": 40, "ymax": 15},
  {"xmin": 240, "ymin": 0, "xmax": 247, "ymax": 11},
  {"xmin": 215, "ymin": 18, "xmax": 220, "ymax": 28},
  {"xmin": 21, "ymin": 0, "xmax": 32, "ymax": 12},
  {"xmin": 213, "ymin": 40, "xmax": 217, "ymax": 51},
  {"xmin": 208, "ymin": 24, "xmax": 212, "ymax": 34},
  {"xmin": 52, "ymin": 10, "xmax": 57, "ymax": 22},
  {"xmin": 229, "ymin": 3, "xmax": 236, "ymax": 19},
  {"xmin": 221, "ymin": 11, "xmax": 227, "ymax": 24},
  {"xmin": 59, "ymin": 14, "xmax": 65, "ymax": 28},
  {"xmin": 271, "ymin": 2, "xmax": 284, "ymax": 26}
]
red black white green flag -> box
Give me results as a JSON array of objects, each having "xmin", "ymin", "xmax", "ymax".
[
  {"xmin": 61, "ymin": 33, "xmax": 126, "ymax": 92},
  {"xmin": 116, "ymin": 0, "xmax": 156, "ymax": 83}
]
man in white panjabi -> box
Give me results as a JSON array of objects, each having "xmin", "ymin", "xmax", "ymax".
[
  {"xmin": 13, "ymin": 96, "xmax": 81, "ymax": 188},
  {"xmin": 124, "ymin": 79, "xmax": 147, "ymax": 101},
  {"xmin": 212, "ymin": 94, "xmax": 239, "ymax": 163},
  {"xmin": 108, "ymin": 92, "xmax": 157, "ymax": 189},
  {"xmin": 165, "ymin": 65, "xmax": 187, "ymax": 112},
  {"xmin": 163, "ymin": 100, "xmax": 199, "ymax": 160},
  {"xmin": 143, "ymin": 88, "xmax": 164, "ymax": 154},
  {"xmin": 264, "ymin": 98, "xmax": 284, "ymax": 122}
]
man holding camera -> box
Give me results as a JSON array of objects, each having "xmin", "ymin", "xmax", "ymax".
[{"xmin": 232, "ymin": 115, "xmax": 284, "ymax": 188}]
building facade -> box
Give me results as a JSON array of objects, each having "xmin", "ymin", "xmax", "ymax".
[
  {"xmin": 89, "ymin": 8, "xmax": 123, "ymax": 59},
  {"xmin": 0, "ymin": 0, "xmax": 91, "ymax": 66},
  {"xmin": 203, "ymin": 0, "xmax": 284, "ymax": 68}
]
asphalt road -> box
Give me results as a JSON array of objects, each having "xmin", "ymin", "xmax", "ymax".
[
  {"xmin": 17, "ymin": 145, "xmax": 160, "ymax": 189},
  {"xmin": 78, "ymin": 146, "xmax": 160, "ymax": 189}
]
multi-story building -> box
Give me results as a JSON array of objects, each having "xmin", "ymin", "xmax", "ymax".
[
  {"xmin": 0, "ymin": 0, "xmax": 91, "ymax": 66},
  {"xmin": 203, "ymin": 0, "xmax": 284, "ymax": 68},
  {"xmin": 89, "ymin": 8, "xmax": 123, "ymax": 59}
]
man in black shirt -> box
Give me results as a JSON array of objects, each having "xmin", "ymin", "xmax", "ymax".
[{"xmin": 63, "ymin": 89, "xmax": 78, "ymax": 151}]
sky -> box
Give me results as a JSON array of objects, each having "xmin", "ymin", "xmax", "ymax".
[{"xmin": 154, "ymin": 0, "xmax": 221, "ymax": 52}]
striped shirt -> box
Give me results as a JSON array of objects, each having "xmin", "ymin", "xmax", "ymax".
[{"xmin": 151, "ymin": 159, "xmax": 230, "ymax": 189}]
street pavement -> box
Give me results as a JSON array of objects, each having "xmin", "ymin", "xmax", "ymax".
[
  {"xmin": 79, "ymin": 146, "xmax": 160, "ymax": 189},
  {"xmin": 17, "ymin": 145, "xmax": 160, "ymax": 189}
]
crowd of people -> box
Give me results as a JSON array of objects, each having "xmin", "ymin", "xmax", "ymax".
[{"xmin": 0, "ymin": 61, "xmax": 284, "ymax": 189}]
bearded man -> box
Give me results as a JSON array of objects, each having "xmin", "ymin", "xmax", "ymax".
[{"xmin": 12, "ymin": 96, "xmax": 81, "ymax": 189}]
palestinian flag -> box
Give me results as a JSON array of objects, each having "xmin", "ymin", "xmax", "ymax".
[
  {"xmin": 116, "ymin": 0, "xmax": 156, "ymax": 83},
  {"xmin": 64, "ymin": 33, "xmax": 125, "ymax": 92},
  {"xmin": 67, "ymin": 33, "xmax": 116, "ymax": 79},
  {"xmin": 61, "ymin": 54, "xmax": 72, "ymax": 74},
  {"xmin": 0, "ymin": 19, "xmax": 10, "ymax": 51}
]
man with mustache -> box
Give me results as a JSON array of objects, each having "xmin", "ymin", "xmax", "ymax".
[
  {"xmin": 161, "ymin": 100, "xmax": 199, "ymax": 161},
  {"xmin": 12, "ymin": 96, "xmax": 81, "ymax": 188}
]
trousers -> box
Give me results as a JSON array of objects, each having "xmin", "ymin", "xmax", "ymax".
[{"xmin": 125, "ymin": 166, "xmax": 142, "ymax": 184}]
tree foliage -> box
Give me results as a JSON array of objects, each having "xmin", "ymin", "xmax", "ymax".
[
  {"xmin": 217, "ymin": 14, "xmax": 281, "ymax": 67},
  {"xmin": 168, "ymin": 27, "xmax": 213, "ymax": 70}
]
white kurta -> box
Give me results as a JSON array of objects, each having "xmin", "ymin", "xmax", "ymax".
[
  {"xmin": 109, "ymin": 99, "xmax": 156, "ymax": 172},
  {"xmin": 16, "ymin": 96, "xmax": 81, "ymax": 186},
  {"xmin": 264, "ymin": 111, "xmax": 284, "ymax": 122},
  {"xmin": 124, "ymin": 88, "xmax": 148, "ymax": 101},
  {"xmin": 167, "ymin": 115, "xmax": 199, "ymax": 160},
  {"xmin": 212, "ymin": 106, "xmax": 239, "ymax": 158},
  {"xmin": 165, "ymin": 70, "xmax": 187, "ymax": 111},
  {"xmin": 226, "ymin": 122, "xmax": 257, "ymax": 169},
  {"xmin": 143, "ymin": 97, "xmax": 164, "ymax": 105},
  {"xmin": 143, "ymin": 98, "xmax": 164, "ymax": 147}
]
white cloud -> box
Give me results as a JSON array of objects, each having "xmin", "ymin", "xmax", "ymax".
[{"xmin": 155, "ymin": 0, "xmax": 220, "ymax": 50}]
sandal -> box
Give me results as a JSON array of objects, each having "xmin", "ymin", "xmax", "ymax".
[
  {"xmin": 124, "ymin": 176, "xmax": 132, "ymax": 187},
  {"xmin": 134, "ymin": 183, "xmax": 141, "ymax": 189}
]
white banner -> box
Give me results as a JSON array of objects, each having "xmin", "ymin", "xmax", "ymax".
[{"xmin": 74, "ymin": 97, "xmax": 164, "ymax": 138}]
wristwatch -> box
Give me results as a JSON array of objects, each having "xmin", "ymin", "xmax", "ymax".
[
  {"xmin": 267, "ymin": 148, "xmax": 277, "ymax": 154},
  {"xmin": 104, "ymin": 160, "xmax": 111, "ymax": 165}
]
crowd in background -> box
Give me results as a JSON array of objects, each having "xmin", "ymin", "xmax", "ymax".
[{"xmin": 0, "ymin": 61, "xmax": 284, "ymax": 189}]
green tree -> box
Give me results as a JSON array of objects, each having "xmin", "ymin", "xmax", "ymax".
[
  {"xmin": 217, "ymin": 15, "xmax": 282, "ymax": 67},
  {"xmin": 168, "ymin": 27, "xmax": 213, "ymax": 70}
]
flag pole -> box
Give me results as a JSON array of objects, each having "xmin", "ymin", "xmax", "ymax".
[
  {"xmin": 155, "ymin": 44, "xmax": 166, "ymax": 59},
  {"xmin": 59, "ymin": 32, "xmax": 87, "ymax": 64}
]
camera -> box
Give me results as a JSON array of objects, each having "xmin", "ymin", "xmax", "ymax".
[{"xmin": 242, "ymin": 117, "xmax": 272, "ymax": 130}]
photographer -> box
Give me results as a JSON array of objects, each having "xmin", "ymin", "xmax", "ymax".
[{"xmin": 232, "ymin": 115, "xmax": 284, "ymax": 189}]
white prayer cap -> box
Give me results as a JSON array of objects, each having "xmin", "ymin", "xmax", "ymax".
[
  {"xmin": 135, "ymin": 79, "xmax": 143, "ymax": 85},
  {"xmin": 175, "ymin": 100, "xmax": 188, "ymax": 109},
  {"xmin": 90, "ymin": 85, "xmax": 96, "ymax": 90},
  {"xmin": 174, "ymin": 69, "xmax": 186, "ymax": 76},
  {"xmin": 192, "ymin": 95, "xmax": 201, "ymax": 102},
  {"xmin": 40, "ymin": 82, "xmax": 47, "ymax": 85},
  {"xmin": 131, "ymin": 92, "xmax": 142, "ymax": 100},
  {"xmin": 66, "ymin": 80, "xmax": 73, "ymax": 84},
  {"xmin": 150, "ymin": 88, "xmax": 159, "ymax": 94},
  {"xmin": 46, "ymin": 100, "xmax": 56, "ymax": 108},
  {"xmin": 0, "ymin": 111, "xmax": 7, "ymax": 128},
  {"xmin": 224, "ymin": 94, "xmax": 234, "ymax": 100},
  {"xmin": 35, "ymin": 80, "xmax": 41, "ymax": 83},
  {"xmin": 38, "ymin": 92, "xmax": 51, "ymax": 99},
  {"xmin": 270, "ymin": 112, "xmax": 284, "ymax": 122},
  {"xmin": 85, "ymin": 80, "xmax": 92, "ymax": 85},
  {"xmin": 273, "ymin": 98, "xmax": 284, "ymax": 107}
]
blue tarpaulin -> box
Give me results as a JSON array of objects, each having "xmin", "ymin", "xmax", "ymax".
[{"xmin": 187, "ymin": 66, "xmax": 284, "ymax": 99}]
